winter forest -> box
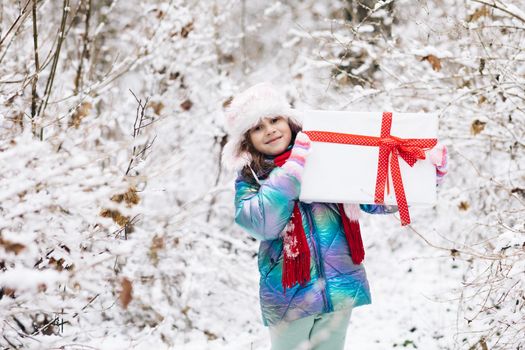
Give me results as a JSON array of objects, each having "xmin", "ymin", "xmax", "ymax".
[{"xmin": 0, "ymin": 0, "xmax": 524, "ymax": 349}]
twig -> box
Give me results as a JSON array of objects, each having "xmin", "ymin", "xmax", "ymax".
[
  {"xmin": 30, "ymin": 315, "xmax": 62, "ymax": 337},
  {"xmin": 0, "ymin": 0, "xmax": 32, "ymax": 47},
  {"xmin": 454, "ymin": 150, "xmax": 525, "ymax": 206},
  {"xmin": 0, "ymin": 12, "xmax": 25, "ymax": 66},
  {"xmin": 2, "ymin": 334, "xmax": 20, "ymax": 349},
  {"xmin": 32, "ymin": 0, "xmax": 174, "ymax": 107},
  {"xmin": 126, "ymin": 90, "xmax": 156, "ymax": 176},
  {"xmin": 3, "ymin": 320, "xmax": 40, "ymax": 342},
  {"xmin": 404, "ymin": 223, "xmax": 503, "ymax": 261},
  {"xmin": 470, "ymin": 0, "xmax": 525, "ymax": 24}
]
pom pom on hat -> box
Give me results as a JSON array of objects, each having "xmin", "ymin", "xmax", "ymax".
[{"xmin": 221, "ymin": 82, "xmax": 301, "ymax": 171}]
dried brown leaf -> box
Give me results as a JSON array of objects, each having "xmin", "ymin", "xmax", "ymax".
[
  {"xmin": 471, "ymin": 119, "xmax": 486, "ymax": 135},
  {"xmin": 181, "ymin": 22, "xmax": 193, "ymax": 38},
  {"xmin": 180, "ymin": 99, "xmax": 193, "ymax": 111},
  {"xmin": 204, "ymin": 330, "xmax": 218, "ymax": 340},
  {"xmin": 123, "ymin": 187, "xmax": 140, "ymax": 206},
  {"xmin": 478, "ymin": 58, "xmax": 486, "ymax": 75},
  {"xmin": 2, "ymin": 287, "xmax": 16, "ymax": 298},
  {"xmin": 511, "ymin": 187, "xmax": 525, "ymax": 198},
  {"xmin": 48, "ymin": 257, "xmax": 65, "ymax": 271},
  {"xmin": 12, "ymin": 112, "xmax": 24, "ymax": 128},
  {"xmin": 422, "ymin": 55, "xmax": 441, "ymax": 71},
  {"xmin": 119, "ymin": 278, "xmax": 133, "ymax": 309},
  {"xmin": 110, "ymin": 187, "xmax": 139, "ymax": 207},
  {"xmin": 150, "ymin": 101, "xmax": 165, "ymax": 115},
  {"xmin": 458, "ymin": 201, "xmax": 470, "ymax": 211},
  {"xmin": 468, "ymin": 6, "xmax": 490, "ymax": 22},
  {"xmin": 220, "ymin": 54, "xmax": 235, "ymax": 63},
  {"xmin": 69, "ymin": 102, "xmax": 92, "ymax": 129},
  {"xmin": 149, "ymin": 235, "xmax": 165, "ymax": 265},
  {"xmin": 478, "ymin": 95, "xmax": 487, "ymax": 104},
  {"xmin": 181, "ymin": 305, "xmax": 190, "ymax": 315},
  {"xmin": 479, "ymin": 337, "xmax": 489, "ymax": 350},
  {"xmin": 222, "ymin": 97, "xmax": 233, "ymax": 108},
  {"xmin": 100, "ymin": 208, "xmax": 129, "ymax": 227},
  {"xmin": 0, "ymin": 236, "xmax": 26, "ymax": 255}
]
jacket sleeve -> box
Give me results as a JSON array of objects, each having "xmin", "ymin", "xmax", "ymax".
[
  {"xmin": 234, "ymin": 167, "xmax": 301, "ymax": 241},
  {"xmin": 359, "ymin": 204, "xmax": 399, "ymax": 214}
]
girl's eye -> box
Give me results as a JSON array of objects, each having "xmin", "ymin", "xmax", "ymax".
[
  {"xmin": 271, "ymin": 117, "xmax": 279, "ymax": 123},
  {"xmin": 254, "ymin": 125, "xmax": 262, "ymax": 131}
]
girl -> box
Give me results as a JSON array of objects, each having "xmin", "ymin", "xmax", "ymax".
[{"xmin": 222, "ymin": 82, "xmax": 447, "ymax": 350}]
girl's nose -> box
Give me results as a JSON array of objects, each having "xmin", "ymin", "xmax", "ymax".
[{"xmin": 266, "ymin": 127, "xmax": 277, "ymax": 135}]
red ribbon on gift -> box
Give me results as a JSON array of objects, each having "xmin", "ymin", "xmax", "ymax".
[{"xmin": 304, "ymin": 112, "xmax": 437, "ymax": 226}]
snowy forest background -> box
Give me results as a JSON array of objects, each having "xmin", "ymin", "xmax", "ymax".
[{"xmin": 0, "ymin": 0, "xmax": 524, "ymax": 349}]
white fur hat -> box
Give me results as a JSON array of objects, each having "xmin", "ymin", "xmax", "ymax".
[{"xmin": 222, "ymin": 82, "xmax": 301, "ymax": 171}]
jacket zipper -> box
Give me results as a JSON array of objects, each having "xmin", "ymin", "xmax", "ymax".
[{"xmin": 302, "ymin": 203, "xmax": 332, "ymax": 313}]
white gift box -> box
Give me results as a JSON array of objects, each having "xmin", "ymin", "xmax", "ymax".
[{"xmin": 298, "ymin": 110, "xmax": 438, "ymax": 206}]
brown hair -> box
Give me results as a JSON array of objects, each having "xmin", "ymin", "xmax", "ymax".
[{"xmin": 238, "ymin": 118, "xmax": 303, "ymax": 186}]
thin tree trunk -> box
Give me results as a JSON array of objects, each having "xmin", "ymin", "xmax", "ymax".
[
  {"xmin": 31, "ymin": 0, "xmax": 40, "ymax": 136},
  {"xmin": 74, "ymin": 0, "xmax": 92, "ymax": 95},
  {"xmin": 36, "ymin": 0, "xmax": 70, "ymax": 140}
]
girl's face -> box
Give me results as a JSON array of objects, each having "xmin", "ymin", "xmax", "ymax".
[{"xmin": 249, "ymin": 116, "xmax": 292, "ymax": 156}]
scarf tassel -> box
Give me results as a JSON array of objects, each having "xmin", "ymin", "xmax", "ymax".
[
  {"xmin": 282, "ymin": 204, "xmax": 311, "ymax": 295},
  {"xmin": 338, "ymin": 203, "xmax": 365, "ymax": 265},
  {"xmin": 282, "ymin": 249, "xmax": 311, "ymax": 294}
]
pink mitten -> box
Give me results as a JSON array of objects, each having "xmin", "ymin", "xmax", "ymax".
[
  {"xmin": 427, "ymin": 143, "xmax": 448, "ymax": 186},
  {"xmin": 282, "ymin": 132, "xmax": 311, "ymax": 182}
]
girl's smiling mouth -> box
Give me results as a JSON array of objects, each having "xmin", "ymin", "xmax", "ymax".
[{"xmin": 266, "ymin": 136, "xmax": 282, "ymax": 144}]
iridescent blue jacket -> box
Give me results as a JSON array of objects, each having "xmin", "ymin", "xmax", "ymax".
[{"xmin": 234, "ymin": 165, "xmax": 397, "ymax": 327}]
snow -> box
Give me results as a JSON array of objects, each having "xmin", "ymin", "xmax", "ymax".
[
  {"xmin": 348, "ymin": 215, "xmax": 466, "ymax": 349},
  {"xmin": 506, "ymin": 3, "xmax": 525, "ymax": 21},
  {"xmin": 264, "ymin": 2, "xmax": 284, "ymax": 17},
  {"xmin": 357, "ymin": 24, "xmax": 375, "ymax": 33},
  {"xmin": 0, "ymin": 268, "xmax": 66, "ymax": 291},
  {"xmin": 1, "ymin": 0, "xmax": 524, "ymax": 349}
]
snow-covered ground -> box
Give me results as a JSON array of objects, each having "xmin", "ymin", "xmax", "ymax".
[
  {"xmin": 199, "ymin": 213, "xmax": 468, "ymax": 350},
  {"xmin": 349, "ymin": 214, "xmax": 465, "ymax": 350},
  {"xmin": 1, "ymin": 0, "xmax": 523, "ymax": 349}
]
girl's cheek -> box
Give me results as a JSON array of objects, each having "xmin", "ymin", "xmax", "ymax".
[
  {"xmin": 250, "ymin": 131, "xmax": 261, "ymax": 141},
  {"xmin": 250, "ymin": 131, "xmax": 263, "ymax": 146}
]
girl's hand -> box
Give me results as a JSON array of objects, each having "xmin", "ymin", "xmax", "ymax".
[
  {"xmin": 427, "ymin": 143, "xmax": 448, "ymax": 186},
  {"xmin": 282, "ymin": 132, "xmax": 311, "ymax": 182}
]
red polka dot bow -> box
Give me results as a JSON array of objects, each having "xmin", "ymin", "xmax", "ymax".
[{"xmin": 304, "ymin": 112, "xmax": 437, "ymax": 226}]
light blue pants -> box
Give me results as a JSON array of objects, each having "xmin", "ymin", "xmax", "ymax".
[{"xmin": 268, "ymin": 308, "xmax": 353, "ymax": 350}]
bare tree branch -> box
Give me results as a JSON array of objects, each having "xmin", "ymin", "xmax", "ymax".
[{"xmin": 470, "ymin": 0, "xmax": 525, "ymax": 24}]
